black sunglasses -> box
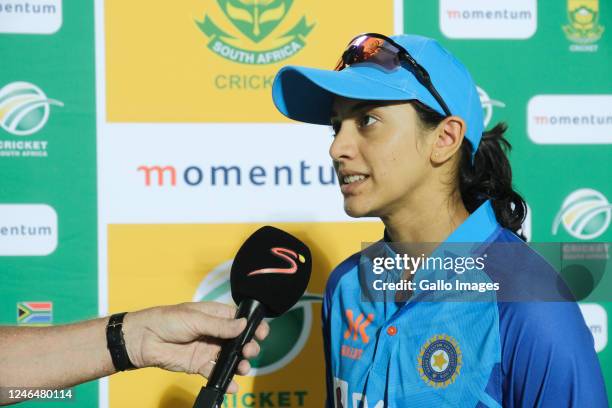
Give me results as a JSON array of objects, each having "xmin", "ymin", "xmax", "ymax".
[{"xmin": 334, "ymin": 33, "xmax": 452, "ymax": 117}]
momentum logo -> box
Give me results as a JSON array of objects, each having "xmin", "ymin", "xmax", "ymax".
[
  {"xmin": 440, "ymin": 0, "xmax": 537, "ymax": 39},
  {"xmin": 0, "ymin": 0, "xmax": 62, "ymax": 34},
  {"xmin": 0, "ymin": 204, "xmax": 58, "ymax": 256},
  {"xmin": 137, "ymin": 161, "xmax": 336, "ymax": 187},
  {"xmin": 528, "ymin": 95, "xmax": 612, "ymax": 144},
  {"xmin": 579, "ymin": 303, "xmax": 608, "ymax": 352}
]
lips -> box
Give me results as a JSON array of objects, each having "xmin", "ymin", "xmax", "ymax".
[{"xmin": 339, "ymin": 172, "xmax": 370, "ymax": 194}]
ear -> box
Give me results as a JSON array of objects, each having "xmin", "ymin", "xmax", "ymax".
[{"xmin": 431, "ymin": 116, "xmax": 466, "ymax": 163}]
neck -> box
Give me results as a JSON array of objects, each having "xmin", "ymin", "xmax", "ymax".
[{"xmin": 381, "ymin": 190, "xmax": 469, "ymax": 244}]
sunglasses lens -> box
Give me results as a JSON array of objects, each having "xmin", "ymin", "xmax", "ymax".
[{"xmin": 335, "ymin": 35, "xmax": 400, "ymax": 71}]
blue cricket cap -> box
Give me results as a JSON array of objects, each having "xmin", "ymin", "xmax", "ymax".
[{"xmin": 272, "ymin": 34, "xmax": 484, "ymax": 159}]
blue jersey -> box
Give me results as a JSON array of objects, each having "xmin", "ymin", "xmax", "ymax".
[{"xmin": 322, "ymin": 200, "xmax": 608, "ymax": 407}]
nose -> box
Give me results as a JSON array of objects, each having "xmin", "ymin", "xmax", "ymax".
[{"xmin": 329, "ymin": 122, "xmax": 357, "ymax": 163}]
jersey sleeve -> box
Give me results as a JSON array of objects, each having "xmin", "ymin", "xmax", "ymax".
[{"xmin": 499, "ymin": 301, "xmax": 608, "ymax": 407}]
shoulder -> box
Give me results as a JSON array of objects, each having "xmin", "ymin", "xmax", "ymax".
[
  {"xmin": 485, "ymin": 228, "xmax": 575, "ymax": 302},
  {"xmin": 498, "ymin": 301, "xmax": 593, "ymax": 350},
  {"xmin": 325, "ymin": 250, "xmax": 361, "ymax": 301},
  {"xmin": 498, "ymin": 301, "xmax": 607, "ymax": 407}
]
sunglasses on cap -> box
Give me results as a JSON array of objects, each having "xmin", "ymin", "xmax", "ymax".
[{"xmin": 334, "ymin": 32, "xmax": 452, "ymax": 117}]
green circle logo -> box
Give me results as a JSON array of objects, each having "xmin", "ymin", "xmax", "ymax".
[
  {"xmin": 0, "ymin": 82, "xmax": 63, "ymax": 136},
  {"xmin": 553, "ymin": 188, "xmax": 612, "ymax": 240},
  {"xmin": 193, "ymin": 259, "xmax": 322, "ymax": 375}
]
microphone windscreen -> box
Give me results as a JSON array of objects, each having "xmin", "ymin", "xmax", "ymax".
[{"xmin": 230, "ymin": 226, "xmax": 311, "ymax": 317}]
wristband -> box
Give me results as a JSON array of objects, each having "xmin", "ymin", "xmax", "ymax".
[{"xmin": 106, "ymin": 312, "xmax": 136, "ymax": 371}]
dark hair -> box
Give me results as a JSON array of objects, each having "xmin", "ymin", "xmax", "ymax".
[{"xmin": 410, "ymin": 100, "xmax": 527, "ymax": 240}]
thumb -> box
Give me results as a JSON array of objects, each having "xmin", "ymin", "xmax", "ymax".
[{"xmin": 194, "ymin": 315, "xmax": 246, "ymax": 339}]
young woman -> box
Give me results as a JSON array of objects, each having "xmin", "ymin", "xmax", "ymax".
[{"xmin": 271, "ymin": 34, "xmax": 607, "ymax": 407}]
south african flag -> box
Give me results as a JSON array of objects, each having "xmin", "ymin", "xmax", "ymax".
[{"xmin": 17, "ymin": 302, "xmax": 53, "ymax": 326}]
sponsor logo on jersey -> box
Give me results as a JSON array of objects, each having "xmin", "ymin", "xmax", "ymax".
[
  {"xmin": 341, "ymin": 309, "xmax": 374, "ymax": 360},
  {"xmin": 343, "ymin": 309, "xmax": 374, "ymax": 343},
  {"xmin": 417, "ymin": 334, "xmax": 462, "ymax": 388}
]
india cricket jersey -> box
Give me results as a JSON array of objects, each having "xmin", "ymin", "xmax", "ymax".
[{"xmin": 322, "ymin": 200, "xmax": 608, "ymax": 407}]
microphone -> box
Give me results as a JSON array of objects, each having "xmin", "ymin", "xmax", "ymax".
[{"xmin": 192, "ymin": 226, "xmax": 312, "ymax": 408}]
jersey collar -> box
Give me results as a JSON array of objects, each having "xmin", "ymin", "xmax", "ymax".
[{"xmin": 382, "ymin": 199, "xmax": 501, "ymax": 245}]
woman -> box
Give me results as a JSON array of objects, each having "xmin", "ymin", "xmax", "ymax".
[{"xmin": 271, "ymin": 34, "xmax": 607, "ymax": 407}]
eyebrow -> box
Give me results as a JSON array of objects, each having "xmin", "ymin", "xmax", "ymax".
[{"xmin": 330, "ymin": 101, "xmax": 386, "ymax": 121}]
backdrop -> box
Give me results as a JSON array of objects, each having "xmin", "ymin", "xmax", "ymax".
[{"xmin": 0, "ymin": 0, "xmax": 610, "ymax": 406}]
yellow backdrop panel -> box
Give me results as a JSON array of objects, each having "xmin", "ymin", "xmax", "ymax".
[
  {"xmin": 108, "ymin": 222, "xmax": 383, "ymax": 407},
  {"xmin": 105, "ymin": 0, "xmax": 394, "ymax": 122}
]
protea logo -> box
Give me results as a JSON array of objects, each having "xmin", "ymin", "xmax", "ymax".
[
  {"xmin": 477, "ymin": 86, "xmax": 505, "ymax": 128},
  {"xmin": 553, "ymin": 188, "xmax": 612, "ymax": 240},
  {"xmin": 195, "ymin": 0, "xmax": 314, "ymax": 65},
  {"xmin": 193, "ymin": 260, "xmax": 322, "ymax": 374},
  {"xmin": 0, "ymin": 82, "xmax": 63, "ymax": 136},
  {"xmin": 563, "ymin": 0, "xmax": 605, "ymax": 46}
]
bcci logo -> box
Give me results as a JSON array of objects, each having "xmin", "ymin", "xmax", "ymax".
[
  {"xmin": 553, "ymin": 188, "xmax": 612, "ymax": 240},
  {"xmin": 194, "ymin": 260, "xmax": 322, "ymax": 375},
  {"xmin": 563, "ymin": 0, "xmax": 605, "ymax": 50},
  {"xmin": 417, "ymin": 334, "xmax": 462, "ymax": 388},
  {"xmin": 0, "ymin": 82, "xmax": 63, "ymax": 136},
  {"xmin": 195, "ymin": 0, "xmax": 314, "ymax": 65}
]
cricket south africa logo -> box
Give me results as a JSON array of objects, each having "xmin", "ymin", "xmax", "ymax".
[
  {"xmin": 195, "ymin": 0, "xmax": 314, "ymax": 65},
  {"xmin": 563, "ymin": 0, "xmax": 605, "ymax": 51},
  {"xmin": 247, "ymin": 247, "xmax": 306, "ymax": 276},
  {"xmin": 0, "ymin": 82, "xmax": 63, "ymax": 136},
  {"xmin": 477, "ymin": 86, "xmax": 505, "ymax": 128},
  {"xmin": 553, "ymin": 188, "xmax": 612, "ymax": 240},
  {"xmin": 194, "ymin": 260, "xmax": 322, "ymax": 375}
]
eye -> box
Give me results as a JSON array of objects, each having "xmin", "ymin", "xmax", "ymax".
[{"xmin": 359, "ymin": 114, "xmax": 378, "ymax": 128}]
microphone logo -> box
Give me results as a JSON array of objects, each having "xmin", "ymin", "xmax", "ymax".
[{"xmin": 247, "ymin": 247, "xmax": 306, "ymax": 276}]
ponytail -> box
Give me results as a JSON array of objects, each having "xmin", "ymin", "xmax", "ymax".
[{"xmin": 411, "ymin": 101, "xmax": 527, "ymax": 240}]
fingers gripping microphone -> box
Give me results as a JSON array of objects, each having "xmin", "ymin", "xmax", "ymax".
[{"xmin": 193, "ymin": 226, "xmax": 312, "ymax": 408}]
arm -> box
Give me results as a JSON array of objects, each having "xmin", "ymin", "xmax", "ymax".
[
  {"xmin": 0, "ymin": 302, "xmax": 268, "ymax": 405},
  {"xmin": 500, "ymin": 301, "xmax": 608, "ymax": 408}
]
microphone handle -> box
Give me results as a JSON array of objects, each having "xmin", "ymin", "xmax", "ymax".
[{"xmin": 192, "ymin": 299, "xmax": 266, "ymax": 408}]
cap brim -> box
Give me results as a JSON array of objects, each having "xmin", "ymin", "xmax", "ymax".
[{"xmin": 272, "ymin": 65, "xmax": 418, "ymax": 125}]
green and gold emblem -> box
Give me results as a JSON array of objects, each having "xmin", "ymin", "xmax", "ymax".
[
  {"xmin": 563, "ymin": 0, "xmax": 605, "ymax": 44},
  {"xmin": 196, "ymin": 0, "xmax": 314, "ymax": 65}
]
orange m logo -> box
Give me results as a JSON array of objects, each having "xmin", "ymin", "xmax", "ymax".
[{"xmin": 344, "ymin": 309, "xmax": 374, "ymax": 344}]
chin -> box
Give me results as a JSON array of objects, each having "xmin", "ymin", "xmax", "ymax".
[{"xmin": 343, "ymin": 201, "xmax": 374, "ymax": 218}]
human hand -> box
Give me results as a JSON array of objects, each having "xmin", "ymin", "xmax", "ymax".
[{"xmin": 122, "ymin": 302, "xmax": 269, "ymax": 393}]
